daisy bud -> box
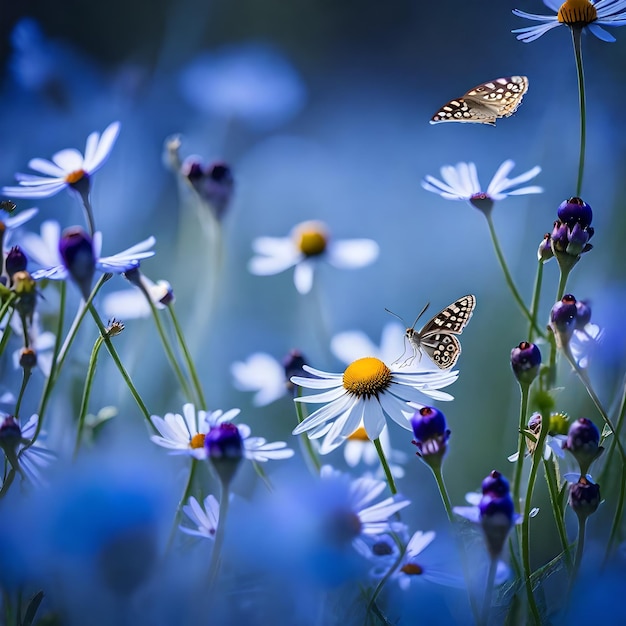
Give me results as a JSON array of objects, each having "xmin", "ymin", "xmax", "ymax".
[
  {"xmin": 182, "ymin": 157, "xmax": 234, "ymax": 222},
  {"xmin": 59, "ymin": 226, "xmax": 96, "ymax": 300},
  {"xmin": 410, "ymin": 406, "xmax": 450, "ymax": 468},
  {"xmin": 19, "ymin": 347, "xmax": 37, "ymax": 372},
  {"xmin": 479, "ymin": 470, "xmax": 515, "ymax": 558},
  {"xmin": 204, "ymin": 422, "xmax": 243, "ymax": 486},
  {"xmin": 550, "ymin": 294, "xmax": 578, "ymax": 346},
  {"xmin": 575, "ymin": 300, "xmax": 592, "ymax": 329},
  {"xmin": 0, "ymin": 415, "xmax": 24, "ymax": 471},
  {"xmin": 566, "ymin": 222, "xmax": 592, "ymax": 256},
  {"xmin": 568, "ymin": 476, "xmax": 601, "ymax": 522},
  {"xmin": 12, "ymin": 270, "xmax": 37, "ymax": 325},
  {"xmin": 5, "ymin": 246, "xmax": 28, "ymax": 280},
  {"xmin": 510, "ymin": 341, "xmax": 541, "ymax": 386},
  {"xmin": 563, "ymin": 418, "xmax": 604, "ymax": 476},
  {"xmin": 538, "ymin": 233, "xmax": 554, "ymax": 262},
  {"xmin": 557, "ymin": 197, "xmax": 592, "ymax": 229}
]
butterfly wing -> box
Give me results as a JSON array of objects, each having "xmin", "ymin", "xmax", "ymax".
[
  {"xmin": 430, "ymin": 76, "xmax": 528, "ymax": 125},
  {"xmin": 420, "ymin": 333, "xmax": 463, "ymax": 369},
  {"xmin": 419, "ymin": 295, "xmax": 476, "ymax": 336}
]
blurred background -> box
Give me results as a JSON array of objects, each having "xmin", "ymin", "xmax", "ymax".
[{"xmin": 1, "ymin": 0, "xmax": 625, "ymax": 570}]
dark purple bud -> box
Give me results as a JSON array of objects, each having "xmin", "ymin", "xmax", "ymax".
[
  {"xmin": 59, "ymin": 227, "xmax": 96, "ymax": 300},
  {"xmin": 372, "ymin": 540, "xmax": 394, "ymax": 556},
  {"xmin": 5, "ymin": 246, "xmax": 28, "ymax": 279},
  {"xmin": 568, "ymin": 476, "xmax": 601, "ymax": 521},
  {"xmin": 479, "ymin": 471, "xmax": 515, "ymax": 558},
  {"xmin": 410, "ymin": 406, "xmax": 450, "ymax": 465},
  {"xmin": 550, "ymin": 220, "xmax": 569, "ymax": 253},
  {"xmin": 181, "ymin": 157, "xmax": 204, "ymax": 181},
  {"xmin": 283, "ymin": 350, "xmax": 309, "ymax": 390},
  {"xmin": 19, "ymin": 348, "xmax": 37, "ymax": 371},
  {"xmin": 204, "ymin": 422, "xmax": 243, "ymax": 485},
  {"xmin": 557, "ymin": 197, "xmax": 592, "ymax": 229},
  {"xmin": 566, "ymin": 222, "xmax": 590, "ymax": 256},
  {"xmin": 550, "ymin": 294, "xmax": 578, "ymax": 342},
  {"xmin": 510, "ymin": 341, "xmax": 541, "ymax": 386},
  {"xmin": 564, "ymin": 418, "xmax": 603, "ymax": 476},
  {"xmin": 575, "ymin": 300, "xmax": 592, "ymax": 329},
  {"xmin": 182, "ymin": 157, "xmax": 234, "ymax": 222},
  {"xmin": 0, "ymin": 415, "xmax": 23, "ymax": 453},
  {"xmin": 538, "ymin": 234, "xmax": 553, "ymax": 262}
]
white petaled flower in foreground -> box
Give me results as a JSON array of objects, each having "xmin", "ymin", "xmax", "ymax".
[
  {"xmin": 512, "ymin": 0, "xmax": 626, "ymax": 44},
  {"xmin": 292, "ymin": 357, "xmax": 457, "ymax": 454},
  {"xmin": 422, "ymin": 160, "xmax": 542, "ymax": 215},
  {"xmin": 180, "ymin": 494, "xmax": 220, "ymax": 540},
  {"xmin": 150, "ymin": 403, "xmax": 294, "ymax": 462},
  {"xmin": 248, "ymin": 220, "xmax": 379, "ymax": 295},
  {"xmin": 1, "ymin": 121, "xmax": 121, "ymax": 199}
]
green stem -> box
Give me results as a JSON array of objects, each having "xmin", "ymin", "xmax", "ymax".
[
  {"xmin": 0, "ymin": 292, "xmax": 16, "ymax": 329},
  {"xmin": 599, "ymin": 372, "xmax": 626, "ymax": 484},
  {"xmin": 88, "ymin": 304, "xmax": 152, "ymax": 423},
  {"xmin": 555, "ymin": 265, "xmax": 573, "ymax": 303},
  {"xmin": 542, "ymin": 457, "xmax": 573, "ymax": 573},
  {"xmin": 571, "ymin": 26, "xmax": 586, "ymax": 197},
  {"xmin": 168, "ymin": 303, "xmax": 207, "ymax": 408},
  {"xmin": 481, "ymin": 557, "xmax": 498, "ymax": 626},
  {"xmin": 569, "ymin": 517, "xmax": 587, "ymax": 596},
  {"xmin": 208, "ymin": 483, "xmax": 230, "ymax": 588},
  {"xmin": 294, "ymin": 391, "xmax": 321, "ymax": 474},
  {"xmin": 512, "ymin": 382, "xmax": 531, "ymax": 511},
  {"xmin": 430, "ymin": 465, "xmax": 453, "ymax": 522},
  {"xmin": 367, "ymin": 532, "xmax": 405, "ymax": 615},
  {"xmin": 14, "ymin": 368, "xmax": 32, "ymax": 419},
  {"xmin": 528, "ymin": 261, "xmax": 544, "ymax": 343},
  {"xmin": 167, "ymin": 458, "xmax": 199, "ymax": 550},
  {"xmin": 74, "ymin": 335, "xmax": 104, "ymax": 458},
  {"xmin": 373, "ymin": 437, "xmax": 397, "ymax": 495},
  {"xmin": 485, "ymin": 214, "xmax": 543, "ymax": 338},
  {"xmin": 79, "ymin": 191, "xmax": 97, "ymax": 238}
]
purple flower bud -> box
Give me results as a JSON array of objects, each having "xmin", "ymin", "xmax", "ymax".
[
  {"xmin": 204, "ymin": 422, "xmax": 243, "ymax": 485},
  {"xmin": 0, "ymin": 415, "xmax": 23, "ymax": 454},
  {"xmin": 566, "ymin": 222, "xmax": 590, "ymax": 256},
  {"xmin": 5, "ymin": 246, "xmax": 28, "ymax": 279},
  {"xmin": 283, "ymin": 350, "xmax": 309, "ymax": 383},
  {"xmin": 550, "ymin": 294, "xmax": 578, "ymax": 342},
  {"xmin": 181, "ymin": 157, "xmax": 204, "ymax": 181},
  {"xmin": 550, "ymin": 220, "xmax": 569, "ymax": 253},
  {"xmin": 564, "ymin": 418, "xmax": 603, "ymax": 476},
  {"xmin": 568, "ymin": 476, "xmax": 601, "ymax": 521},
  {"xmin": 537, "ymin": 233, "xmax": 554, "ymax": 262},
  {"xmin": 575, "ymin": 300, "xmax": 592, "ymax": 329},
  {"xmin": 510, "ymin": 341, "xmax": 541, "ymax": 386},
  {"xmin": 19, "ymin": 348, "xmax": 37, "ymax": 371},
  {"xmin": 410, "ymin": 407, "xmax": 450, "ymax": 466},
  {"xmin": 182, "ymin": 157, "xmax": 234, "ymax": 222},
  {"xmin": 557, "ymin": 197, "xmax": 592, "ymax": 229},
  {"xmin": 59, "ymin": 226, "xmax": 96, "ymax": 300},
  {"xmin": 479, "ymin": 471, "xmax": 515, "ymax": 558}
]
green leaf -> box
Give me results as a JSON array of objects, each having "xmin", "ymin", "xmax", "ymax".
[{"xmin": 22, "ymin": 590, "xmax": 44, "ymax": 626}]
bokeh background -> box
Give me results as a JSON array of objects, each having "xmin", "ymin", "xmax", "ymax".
[{"xmin": 1, "ymin": 0, "xmax": 625, "ymax": 592}]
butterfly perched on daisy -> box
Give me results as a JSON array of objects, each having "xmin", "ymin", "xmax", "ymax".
[
  {"xmin": 386, "ymin": 295, "xmax": 476, "ymax": 369},
  {"xmin": 431, "ymin": 76, "xmax": 528, "ymax": 125}
]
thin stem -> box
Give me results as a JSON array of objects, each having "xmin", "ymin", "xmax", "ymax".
[
  {"xmin": 167, "ymin": 458, "xmax": 198, "ymax": 550},
  {"xmin": 512, "ymin": 382, "xmax": 531, "ymax": 511},
  {"xmin": 79, "ymin": 191, "xmax": 96, "ymax": 238},
  {"xmin": 14, "ymin": 368, "xmax": 32, "ymax": 418},
  {"xmin": 528, "ymin": 261, "xmax": 544, "ymax": 343},
  {"xmin": 294, "ymin": 391, "xmax": 321, "ymax": 474},
  {"xmin": 484, "ymin": 214, "xmax": 544, "ymax": 338},
  {"xmin": 481, "ymin": 557, "xmax": 498, "ymax": 626},
  {"xmin": 571, "ymin": 27, "xmax": 586, "ymax": 197},
  {"xmin": 430, "ymin": 465, "xmax": 453, "ymax": 522},
  {"xmin": 74, "ymin": 335, "xmax": 104, "ymax": 458},
  {"xmin": 88, "ymin": 304, "xmax": 152, "ymax": 423},
  {"xmin": 373, "ymin": 437, "xmax": 397, "ymax": 495},
  {"xmin": 555, "ymin": 266, "xmax": 573, "ymax": 303},
  {"xmin": 208, "ymin": 483, "xmax": 230, "ymax": 588},
  {"xmin": 569, "ymin": 517, "xmax": 587, "ymax": 596},
  {"xmin": 168, "ymin": 303, "xmax": 207, "ymax": 408},
  {"xmin": 599, "ymin": 372, "xmax": 626, "ymax": 483},
  {"xmin": 367, "ymin": 532, "xmax": 405, "ymax": 615}
]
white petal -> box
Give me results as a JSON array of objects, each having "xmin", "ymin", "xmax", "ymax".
[
  {"xmin": 331, "ymin": 331, "xmax": 379, "ymax": 364},
  {"xmin": 27, "ymin": 158, "xmax": 65, "ymax": 177},
  {"xmin": 86, "ymin": 121, "xmax": 121, "ymax": 172},
  {"xmin": 327, "ymin": 240, "xmax": 379, "ymax": 269},
  {"xmin": 293, "ymin": 261, "xmax": 315, "ymax": 294},
  {"xmin": 52, "ymin": 148, "xmax": 84, "ymax": 172},
  {"xmin": 248, "ymin": 254, "xmax": 298, "ymax": 276},
  {"xmin": 486, "ymin": 160, "xmax": 515, "ymax": 196},
  {"xmin": 1, "ymin": 182, "xmax": 67, "ymax": 198},
  {"xmin": 406, "ymin": 530, "xmax": 436, "ymax": 557}
]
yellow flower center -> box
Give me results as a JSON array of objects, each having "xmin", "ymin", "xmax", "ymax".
[
  {"xmin": 343, "ymin": 357, "xmax": 392, "ymax": 398},
  {"xmin": 557, "ymin": 0, "xmax": 597, "ymax": 25},
  {"xmin": 549, "ymin": 412, "xmax": 570, "ymax": 436},
  {"xmin": 348, "ymin": 425, "xmax": 369, "ymax": 441},
  {"xmin": 190, "ymin": 433, "xmax": 206, "ymax": 449},
  {"xmin": 65, "ymin": 169, "xmax": 87, "ymax": 184},
  {"xmin": 400, "ymin": 562, "xmax": 424, "ymax": 576},
  {"xmin": 293, "ymin": 221, "xmax": 328, "ymax": 257}
]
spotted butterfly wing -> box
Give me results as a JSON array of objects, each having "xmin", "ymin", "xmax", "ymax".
[
  {"xmin": 406, "ymin": 295, "xmax": 476, "ymax": 369},
  {"xmin": 430, "ymin": 77, "xmax": 528, "ymax": 126}
]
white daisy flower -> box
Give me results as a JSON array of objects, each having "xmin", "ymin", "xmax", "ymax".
[
  {"xmin": 422, "ymin": 160, "xmax": 542, "ymax": 214},
  {"xmin": 150, "ymin": 403, "xmax": 294, "ymax": 463},
  {"xmin": 0, "ymin": 413, "xmax": 55, "ymax": 486},
  {"xmin": 292, "ymin": 357, "xmax": 457, "ymax": 454},
  {"xmin": 1, "ymin": 121, "xmax": 121, "ymax": 199},
  {"xmin": 180, "ymin": 494, "xmax": 220, "ymax": 540},
  {"xmin": 513, "ymin": 0, "xmax": 626, "ymax": 44},
  {"xmin": 231, "ymin": 352, "xmax": 288, "ymax": 406},
  {"xmin": 248, "ymin": 220, "xmax": 379, "ymax": 295}
]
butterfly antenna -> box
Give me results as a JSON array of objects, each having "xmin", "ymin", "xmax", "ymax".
[
  {"xmin": 384, "ymin": 308, "xmax": 406, "ymax": 325},
  {"xmin": 410, "ymin": 302, "xmax": 431, "ymax": 330}
]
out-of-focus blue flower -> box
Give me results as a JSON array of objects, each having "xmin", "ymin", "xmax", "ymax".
[
  {"xmin": 180, "ymin": 494, "xmax": 220, "ymax": 540},
  {"xmin": 1, "ymin": 122, "xmax": 120, "ymax": 200},
  {"xmin": 0, "ymin": 207, "xmax": 38, "ymax": 251},
  {"xmin": 513, "ymin": 0, "xmax": 626, "ymax": 43},
  {"xmin": 179, "ymin": 43, "xmax": 306, "ymax": 129}
]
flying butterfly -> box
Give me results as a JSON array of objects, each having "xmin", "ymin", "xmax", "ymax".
[
  {"xmin": 0, "ymin": 200, "xmax": 16, "ymax": 213},
  {"xmin": 386, "ymin": 295, "xmax": 476, "ymax": 370},
  {"xmin": 430, "ymin": 76, "xmax": 528, "ymax": 126}
]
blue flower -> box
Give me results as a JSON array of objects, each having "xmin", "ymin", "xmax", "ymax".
[{"xmin": 513, "ymin": 0, "xmax": 626, "ymax": 44}]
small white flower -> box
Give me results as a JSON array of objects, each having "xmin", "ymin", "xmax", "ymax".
[
  {"xmin": 422, "ymin": 160, "xmax": 542, "ymax": 211},
  {"xmin": 180, "ymin": 494, "xmax": 220, "ymax": 540},
  {"xmin": 2, "ymin": 122, "xmax": 121, "ymax": 199},
  {"xmin": 513, "ymin": 0, "xmax": 626, "ymax": 44},
  {"xmin": 231, "ymin": 352, "xmax": 287, "ymax": 406},
  {"xmin": 248, "ymin": 220, "xmax": 379, "ymax": 295},
  {"xmin": 292, "ymin": 357, "xmax": 457, "ymax": 454}
]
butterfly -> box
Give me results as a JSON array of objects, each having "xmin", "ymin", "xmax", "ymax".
[
  {"xmin": 430, "ymin": 76, "xmax": 528, "ymax": 126},
  {"xmin": 386, "ymin": 295, "xmax": 476, "ymax": 369},
  {"xmin": 0, "ymin": 200, "xmax": 16, "ymax": 213}
]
